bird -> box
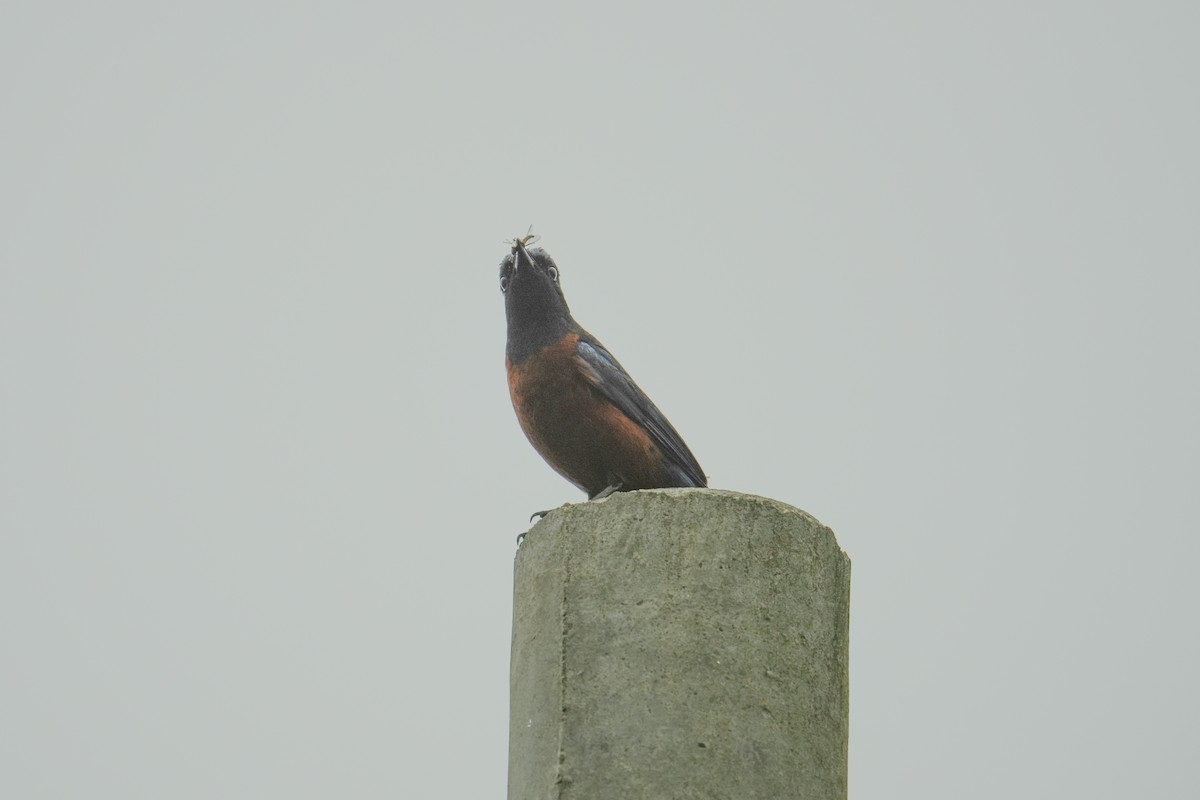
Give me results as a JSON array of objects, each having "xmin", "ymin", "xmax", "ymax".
[{"xmin": 500, "ymin": 230, "xmax": 706, "ymax": 502}]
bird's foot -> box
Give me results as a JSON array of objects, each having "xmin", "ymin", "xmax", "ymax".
[
  {"xmin": 518, "ymin": 505, "xmax": 558, "ymax": 544},
  {"xmin": 590, "ymin": 482, "xmax": 624, "ymax": 501}
]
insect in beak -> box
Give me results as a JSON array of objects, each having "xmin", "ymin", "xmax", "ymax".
[{"xmin": 507, "ymin": 225, "xmax": 540, "ymax": 272}]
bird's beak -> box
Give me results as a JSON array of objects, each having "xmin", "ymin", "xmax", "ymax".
[
  {"xmin": 511, "ymin": 242, "xmax": 528, "ymax": 273},
  {"xmin": 509, "ymin": 227, "xmax": 538, "ymax": 274}
]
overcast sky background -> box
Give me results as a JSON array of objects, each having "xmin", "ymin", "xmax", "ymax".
[{"xmin": 3, "ymin": 2, "xmax": 1197, "ymax": 797}]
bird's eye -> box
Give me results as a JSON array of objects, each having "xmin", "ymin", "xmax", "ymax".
[
  {"xmin": 547, "ymin": 266, "xmax": 559, "ymax": 282},
  {"xmin": 500, "ymin": 275, "xmax": 509, "ymax": 293}
]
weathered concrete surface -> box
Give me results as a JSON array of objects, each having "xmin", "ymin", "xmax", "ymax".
[{"xmin": 508, "ymin": 489, "xmax": 850, "ymax": 800}]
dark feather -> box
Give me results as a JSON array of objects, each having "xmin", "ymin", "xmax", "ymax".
[{"xmin": 574, "ymin": 337, "xmax": 706, "ymax": 489}]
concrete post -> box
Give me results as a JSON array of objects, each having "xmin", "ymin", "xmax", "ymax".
[{"xmin": 508, "ymin": 488, "xmax": 850, "ymax": 800}]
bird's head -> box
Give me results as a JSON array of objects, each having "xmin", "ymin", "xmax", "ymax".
[
  {"xmin": 499, "ymin": 229, "xmax": 571, "ymax": 323},
  {"xmin": 500, "ymin": 230, "xmax": 576, "ymax": 362}
]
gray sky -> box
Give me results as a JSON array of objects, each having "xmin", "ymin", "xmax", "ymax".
[{"xmin": 3, "ymin": 2, "xmax": 1197, "ymax": 797}]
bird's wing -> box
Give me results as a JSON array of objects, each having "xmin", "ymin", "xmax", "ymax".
[{"xmin": 574, "ymin": 338, "xmax": 706, "ymax": 488}]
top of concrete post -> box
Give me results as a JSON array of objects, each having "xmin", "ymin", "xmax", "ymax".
[{"xmin": 509, "ymin": 488, "xmax": 850, "ymax": 800}]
